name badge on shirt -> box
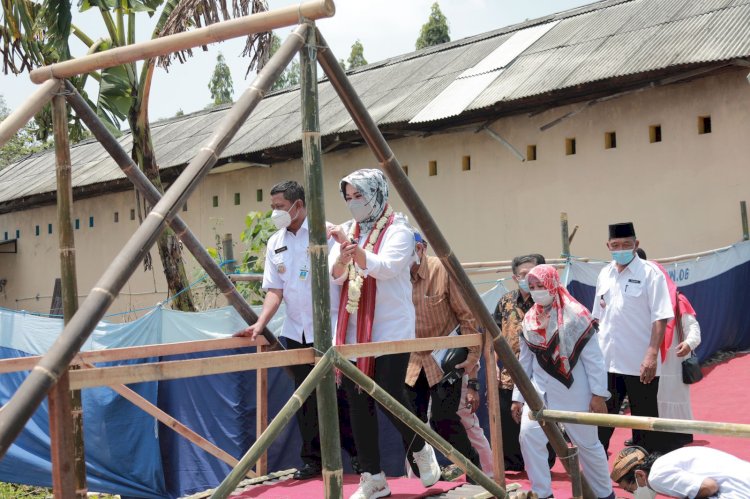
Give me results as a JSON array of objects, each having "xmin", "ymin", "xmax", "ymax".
[
  {"xmin": 624, "ymin": 279, "xmax": 642, "ymax": 297},
  {"xmin": 299, "ymin": 266, "xmax": 309, "ymax": 281},
  {"xmin": 274, "ymin": 246, "xmax": 288, "ymax": 254}
]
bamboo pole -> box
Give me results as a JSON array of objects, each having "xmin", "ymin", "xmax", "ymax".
[
  {"xmin": 221, "ymin": 233, "xmax": 236, "ymax": 273},
  {"xmin": 315, "ymin": 30, "xmax": 596, "ymax": 499},
  {"xmin": 211, "ymin": 349, "xmax": 333, "ymax": 499},
  {"xmin": 63, "ymin": 82, "xmax": 280, "ymax": 349},
  {"xmin": 0, "ymin": 78, "xmax": 59, "ymax": 148},
  {"xmin": 333, "ymin": 351, "xmax": 507, "ymax": 499},
  {"xmin": 533, "ymin": 409, "xmax": 750, "ymax": 438},
  {"xmin": 482, "ymin": 335, "xmax": 504, "ymax": 487},
  {"xmin": 0, "ymin": 25, "xmax": 308, "ymax": 459},
  {"xmin": 30, "ymin": 0, "xmax": 334, "ymax": 84},
  {"xmin": 561, "ymin": 212, "xmax": 571, "ymax": 257},
  {"xmin": 336, "ymin": 333, "xmax": 481, "ymax": 359},
  {"xmin": 77, "ymin": 361, "xmax": 255, "ymax": 477},
  {"xmin": 301, "ymin": 24, "xmax": 343, "ymax": 498},
  {"xmin": 255, "ymin": 344, "xmax": 268, "ymax": 476},
  {"xmin": 564, "ymin": 446, "xmax": 583, "ymax": 499},
  {"xmin": 50, "ymin": 88, "xmax": 85, "ymax": 498},
  {"xmin": 741, "ymin": 201, "xmax": 749, "ymax": 241}
]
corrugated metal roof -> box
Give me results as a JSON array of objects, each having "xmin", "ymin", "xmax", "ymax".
[{"xmin": 2, "ymin": 0, "xmax": 749, "ymax": 205}]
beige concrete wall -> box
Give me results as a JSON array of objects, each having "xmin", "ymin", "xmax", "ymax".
[{"xmin": 1, "ymin": 68, "xmax": 748, "ymax": 318}]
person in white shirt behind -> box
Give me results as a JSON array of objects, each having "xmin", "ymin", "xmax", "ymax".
[
  {"xmin": 329, "ymin": 169, "xmax": 440, "ymax": 499},
  {"xmin": 611, "ymin": 446, "xmax": 750, "ymax": 499},
  {"xmin": 511, "ymin": 264, "xmax": 614, "ymax": 499}
]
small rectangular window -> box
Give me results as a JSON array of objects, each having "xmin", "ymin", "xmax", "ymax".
[
  {"xmin": 183, "ymin": 202, "xmax": 188, "ymax": 212},
  {"xmin": 35, "ymin": 225, "xmax": 40, "ymax": 236},
  {"xmin": 75, "ymin": 219, "xmax": 80, "ymax": 230},
  {"xmin": 130, "ymin": 209, "xmax": 136, "ymax": 221},
  {"xmin": 234, "ymin": 193, "xmax": 241, "ymax": 206},
  {"xmin": 698, "ymin": 115, "xmax": 711, "ymax": 134},
  {"xmin": 89, "ymin": 216, "xmax": 94, "ymax": 228},
  {"xmin": 403, "ymin": 165, "xmax": 409, "ymax": 176},
  {"xmin": 428, "ymin": 160, "xmax": 437, "ymax": 176},
  {"xmin": 15, "ymin": 229, "xmax": 20, "ymax": 238},
  {"xmin": 565, "ymin": 138, "xmax": 576, "ymax": 156},
  {"xmin": 649, "ymin": 125, "xmax": 662, "ymax": 143},
  {"xmin": 256, "ymin": 189, "xmax": 263, "ymax": 202},
  {"xmin": 3, "ymin": 232, "xmax": 7, "ymax": 240},
  {"xmin": 212, "ymin": 195, "xmax": 219, "ymax": 208},
  {"xmin": 48, "ymin": 224, "xmax": 52, "ymax": 234},
  {"xmin": 461, "ymin": 156, "xmax": 471, "ymax": 171},
  {"xmin": 605, "ymin": 131, "xmax": 617, "ymax": 149},
  {"xmin": 527, "ymin": 145, "xmax": 537, "ymax": 161},
  {"xmin": 114, "ymin": 212, "xmax": 119, "ymax": 223}
]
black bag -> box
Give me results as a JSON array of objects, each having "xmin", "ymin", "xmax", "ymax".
[
  {"xmin": 675, "ymin": 292, "xmax": 703, "ymax": 385},
  {"xmin": 439, "ymin": 346, "xmax": 469, "ymax": 387}
]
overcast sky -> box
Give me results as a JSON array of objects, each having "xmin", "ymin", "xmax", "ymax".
[{"xmin": 1, "ymin": 0, "xmax": 592, "ymax": 122}]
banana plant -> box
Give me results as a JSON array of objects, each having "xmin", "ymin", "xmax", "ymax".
[{"xmin": 1, "ymin": 0, "xmax": 272, "ymax": 311}]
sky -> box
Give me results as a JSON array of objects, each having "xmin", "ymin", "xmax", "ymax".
[{"xmin": 1, "ymin": 0, "xmax": 592, "ymax": 123}]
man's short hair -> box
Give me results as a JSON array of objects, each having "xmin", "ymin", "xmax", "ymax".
[
  {"xmin": 511, "ymin": 254, "xmax": 546, "ymax": 275},
  {"xmin": 270, "ymin": 180, "xmax": 305, "ymax": 206}
]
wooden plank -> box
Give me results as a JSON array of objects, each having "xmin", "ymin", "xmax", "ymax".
[
  {"xmin": 68, "ymin": 348, "xmax": 314, "ymax": 390},
  {"xmin": 0, "ymin": 337, "xmax": 268, "ymax": 374},
  {"xmin": 48, "ymin": 372, "xmax": 77, "ymax": 498},
  {"xmin": 482, "ymin": 336, "xmax": 504, "ymax": 487},
  {"xmin": 78, "ymin": 361, "xmax": 255, "ymax": 478},
  {"xmin": 335, "ymin": 334, "xmax": 481, "ymax": 359},
  {"xmin": 256, "ymin": 344, "xmax": 268, "ymax": 476}
]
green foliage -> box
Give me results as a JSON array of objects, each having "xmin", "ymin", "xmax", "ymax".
[
  {"xmin": 347, "ymin": 39, "xmax": 367, "ymax": 69},
  {"xmin": 415, "ymin": 2, "xmax": 450, "ymax": 49},
  {"xmin": 208, "ymin": 52, "xmax": 234, "ymax": 106},
  {"xmin": 269, "ymin": 33, "xmax": 300, "ymax": 91},
  {"xmin": 0, "ymin": 481, "xmax": 116, "ymax": 498}
]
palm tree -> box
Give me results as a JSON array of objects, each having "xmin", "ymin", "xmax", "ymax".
[{"xmin": 1, "ymin": 0, "xmax": 272, "ymax": 311}]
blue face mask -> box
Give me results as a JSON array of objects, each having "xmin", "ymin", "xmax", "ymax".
[
  {"xmin": 612, "ymin": 249, "xmax": 635, "ymax": 266},
  {"xmin": 518, "ymin": 279, "xmax": 530, "ymax": 293}
]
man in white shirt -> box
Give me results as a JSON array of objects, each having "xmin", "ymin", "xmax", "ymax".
[
  {"xmin": 236, "ymin": 180, "xmax": 358, "ymax": 479},
  {"xmin": 592, "ymin": 222, "xmax": 674, "ymax": 454},
  {"xmin": 611, "ymin": 446, "xmax": 750, "ymax": 499}
]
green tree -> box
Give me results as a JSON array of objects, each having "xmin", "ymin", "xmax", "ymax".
[
  {"xmin": 0, "ymin": 95, "xmax": 49, "ymax": 168},
  {"xmin": 0, "ymin": 0, "xmax": 272, "ymax": 311},
  {"xmin": 415, "ymin": 2, "xmax": 450, "ymax": 49},
  {"xmin": 269, "ymin": 33, "xmax": 300, "ymax": 91},
  {"xmin": 347, "ymin": 39, "xmax": 367, "ymax": 69},
  {"xmin": 208, "ymin": 53, "xmax": 234, "ymax": 106}
]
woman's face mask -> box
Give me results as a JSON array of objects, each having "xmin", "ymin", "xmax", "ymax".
[
  {"xmin": 530, "ymin": 289, "xmax": 554, "ymax": 307},
  {"xmin": 347, "ymin": 198, "xmax": 374, "ymax": 222}
]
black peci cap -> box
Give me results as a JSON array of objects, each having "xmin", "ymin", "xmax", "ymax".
[{"xmin": 609, "ymin": 222, "xmax": 635, "ymax": 239}]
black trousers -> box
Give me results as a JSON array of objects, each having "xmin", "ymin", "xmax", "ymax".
[
  {"xmin": 342, "ymin": 353, "xmax": 426, "ymax": 475},
  {"xmin": 284, "ymin": 337, "xmax": 357, "ymax": 466},
  {"xmin": 405, "ymin": 370, "xmax": 479, "ymax": 475},
  {"xmin": 598, "ymin": 372, "xmax": 673, "ymax": 454}
]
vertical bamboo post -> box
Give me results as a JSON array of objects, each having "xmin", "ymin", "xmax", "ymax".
[
  {"xmin": 482, "ymin": 335, "xmax": 504, "ymax": 487},
  {"xmin": 221, "ymin": 233, "xmax": 236, "ymax": 273},
  {"xmin": 211, "ymin": 350, "xmax": 334, "ymax": 499},
  {"xmin": 51, "ymin": 85, "xmax": 87, "ymax": 498},
  {"xmin": 255, "ymin": 343, "xmax": 268, "ymax": 476},
  {"xmin": 561, "ymin": 212, "xmax": 571, "ymax": 257},
  {"xmin": 741, "ymin": 201, "xmax": 749, "ymax": 241},
  {"xmin": 315, "ymin": 30, "xmax": 595, "ymax": 499},
  {"xmin": 565, "ymin": 446, "xmax": 583, "ymax": 499},
  {"xmin": 301, "ymin": 23, "xmax": 343, "ymax": 497}
]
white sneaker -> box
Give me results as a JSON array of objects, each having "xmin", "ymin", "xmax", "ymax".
[
  {"xmin": 412, "ymin": 443, "xmax": 440, "ymax": 487},
  {"xmin": 349, "ymin": 472, "xmax": 391, "ymax": 499}
]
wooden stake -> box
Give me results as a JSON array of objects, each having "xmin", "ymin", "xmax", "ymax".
[
  {"xmin": 564, "ymin": 445, "xmax": 583, "ymax": 499},
  {"xmin": 741, "ymin": 201, "xmax": 749, "ymax": 241},
  {"xmin": 255, "ymin": 344, "xmax": 268, "ymax": 476},
  {"xmin": 211, "ymin": 349, "xmax": 333, "ymax": 499},
  {"xmin": 51, "ymin": 87, "xmax": 86, "ymax": 498},
  {"xmin": 333, "ymin": 351, "xmax": 507, "ymax": 498},
  {"xmin": 0, "ymin": 27, "xmax": 308, "ymax": 458},
  {"xmin": 0, "ymin": 78, "xmax": 58, "ymax": 147},
  {"xmin": 315, "ymin": 30, "xmax": 596, "ymax": 499},
  {"xmin": 561, "ymin": 212, "xmax": 571, "ymax": 258},
  {"xmin": 221, "ymin": 233, "xmax": 236, "ymax": 274},
  {"xmin": 482, "ymin": 335, "xmax": 504, "ymax": 487},
  {"xmin": 30, "ymin": 1, "xmax": 334, "ymax": 84}
]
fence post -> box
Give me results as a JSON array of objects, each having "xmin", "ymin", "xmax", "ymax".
[
  {"xmin": 741, "ymin": 201, "xmax": 749, "ymax": 241},
  {"xmin": 561, "ymin": 212, "xmax": 571, "ymax": 257},
  {"xmin": 222, "ymin": 233, "xmax": 236, "ymax": 273}
]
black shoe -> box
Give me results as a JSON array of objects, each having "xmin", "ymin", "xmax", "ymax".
[
  {"xmin": 624, "ymin": 438, "xmax": 634, "ymax": 446},
  {"xmin": 350, "ymin": 456, "xmax": 363, "ymax": 475},
  {"xmin": 293, "ymin": 463, "xmax": 322, "ymax": 480}
]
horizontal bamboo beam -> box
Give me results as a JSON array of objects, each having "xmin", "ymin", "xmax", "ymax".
[
  {"xmin": 228, "ymin": 274, "xmax": 264, "ymax": 282},
  {"xmin": 533, "ymin": 409, "xmax": 750, "ymax": 438},
  {"xmin": 462, "ymin": 258, "xmax": 570, "ymax": 270},
  {"xmin": 335, "ymin": 334, "xmax": 481, "ymax": 359},
  {"xmin": 68, "ymin": 348, "xmax": 314, "ymax": 390},
  {"xmin": 29, "ymin": 0, "xmax": 334, "ymax": 84},
  {"xmin": 0, "ymin": 337, "xmax": 268, "ymax": 374},
  {"xmin": 0, "ymin": 79, "xmax": 59, "ymax": 147}
]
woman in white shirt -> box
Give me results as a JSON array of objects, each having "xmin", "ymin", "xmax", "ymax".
[{"xmin": 329, "ymin": 169, "xmax": 440, "ymax": 499}]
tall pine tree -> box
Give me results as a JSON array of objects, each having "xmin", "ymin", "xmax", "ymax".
[
  {"xmin": 208, "ymin": 53, "xmax": 234, "ymax": 106},
  {"xmin": 416, "ymin": 2, "xmax": 451, "ymax": 49}
]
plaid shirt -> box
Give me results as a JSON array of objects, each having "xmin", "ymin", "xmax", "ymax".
[
  {"xmin": 493, "ymin": 289, "xmax": 534, "ymax": 391},
  {"xmin": 407, "ymin": 255, "xmax": 481, "ymax": 387}
]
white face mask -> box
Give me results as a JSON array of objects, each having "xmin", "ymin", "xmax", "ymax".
[
  {"xmin": 530, "ymin": 289, "xmax": 554, "ymax": 307},
  {"xmin": 271, "ymin": 202, "xmax": 297, "ymax": 230},
  {"xmin": 347, "ymin": 198, "xmax": 373, "ymax": 222}
]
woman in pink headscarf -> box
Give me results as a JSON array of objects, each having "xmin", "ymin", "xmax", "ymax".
[{"xmin": 510, "ymin": 264, "xmax": 614, "ymax": 499}]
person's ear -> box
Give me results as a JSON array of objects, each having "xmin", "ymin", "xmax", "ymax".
[
  {"xmin": 606, "ymin": 241, "xmax": 612, "ymax": 251},
  {"xmin": 634, "ymin": 239, "xmax": 640, "ymax": 250},
  {"xmin": 634, "ymin": 469, "xmax": 647, "ymax": 486}
]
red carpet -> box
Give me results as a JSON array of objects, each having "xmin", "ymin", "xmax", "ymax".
[{"xmin": 234, "ymin": 475, "xmax": 462, "ymax": 498}]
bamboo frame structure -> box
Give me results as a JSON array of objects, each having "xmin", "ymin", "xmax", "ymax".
[
  {"xmin": 300, "ymin": 21, "xmax": 343, "ymax": 498},
  {"xmin": 0, "ymin": 25, "xmax": 309, "ymax": 459},
  {"xmin": 0, "ymin": 78, "xmax": 59, "ymax": 147},
  {"xmin": 314, "ymin": 29, "xmax": 596, "ymax": 498},
  {"xmin": 62, "ymin": 81, "xmax": 280, "ymax": 349},
  {"xmin": 482, "ymin": 335, "xmax": 504, "ymax": 486},
  {"xmin": 29, "ymin": 0, "xmax": 334, "ymax": 84},
  {"xmin": 533, "ymin": 409, "xmax": 750, "ymax": 437}
]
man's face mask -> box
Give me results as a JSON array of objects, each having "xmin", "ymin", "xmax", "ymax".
[
  {"xmin": 611, "ymin": 249, "xmax": 635, "ymax": 266},
  {"xmin": 271, "ymin": 201, "xmax": 298, "ymax": 230}
]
